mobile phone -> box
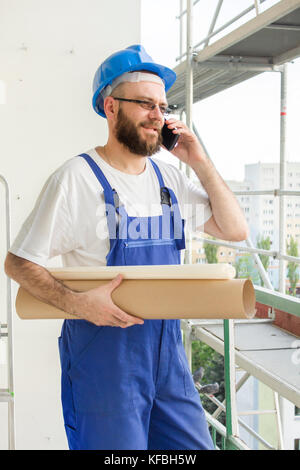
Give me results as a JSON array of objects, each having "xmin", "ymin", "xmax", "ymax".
[{"xmin": 161, "ymin": 120, "xmax": 179, "ymax": 151}]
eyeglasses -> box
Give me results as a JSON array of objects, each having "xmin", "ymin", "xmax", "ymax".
[{"xmin": 112, "ymin": 97, "xmax": 171, "ymax": 116}]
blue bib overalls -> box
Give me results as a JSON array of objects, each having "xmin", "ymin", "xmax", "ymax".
[{"xmin": 58, "ymin": 154, "xmax": 214, "ymax": 450}]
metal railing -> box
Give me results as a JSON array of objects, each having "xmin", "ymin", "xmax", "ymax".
[
  {"xmin": 176, "ymin": 0, "xmax": 270, "ymax": 62},
  {"xmin": 195, "ymin": 235, "xmax": 300, "ymax": 265}
]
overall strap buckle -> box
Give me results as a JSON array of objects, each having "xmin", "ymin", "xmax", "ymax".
[
  {"xmin": 160, "ymin": 187, "xmax": 171, "ymax": 207},
  {"xmin": 112, "ymin": 189, "xmax": 123, "ymax": 209}
]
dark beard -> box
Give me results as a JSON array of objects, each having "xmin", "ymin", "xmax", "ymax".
[{"xmin": 115, "ymin": 107, "xmax": 163, "ymax": 156}]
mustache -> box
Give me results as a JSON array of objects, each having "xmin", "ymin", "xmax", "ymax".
[{"xmin": 140, "ymin": 122, "xmax": 162, "ymax": 133}]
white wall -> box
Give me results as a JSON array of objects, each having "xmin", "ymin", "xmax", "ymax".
[{"xmin": 0, "ymin": 0, "xmax": 141, "ymax": 449}]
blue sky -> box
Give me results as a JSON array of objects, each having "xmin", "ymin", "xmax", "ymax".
[{"xmin": 141, "ymin": 0, "xmax": 300, "ymax": 181}]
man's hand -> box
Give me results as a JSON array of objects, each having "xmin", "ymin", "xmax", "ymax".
[
  {"xmin": 75, "ymin": 274, "xmax": 144, "ymax": 328},
  {"xmin": 164, "ymin": 117, "xmax": 207, "ymax": 167}
]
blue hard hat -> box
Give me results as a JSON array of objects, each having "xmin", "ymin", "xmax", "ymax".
[{"xmin": 92, "ymin": 44, "xmax": 177, "ymax": 118}]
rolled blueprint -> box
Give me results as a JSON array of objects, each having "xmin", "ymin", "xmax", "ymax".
[{"xmin": 15, "ymin": 264, "xmax": 256, "ymax": 320}]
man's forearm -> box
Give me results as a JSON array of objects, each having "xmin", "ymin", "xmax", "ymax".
[
  {"xmin": 4, "ymin": 253, "xmax": 82, "ymax": 315},
  {"xmin": 4, "ymin": 253, "xmax": 144, "ymax": 327},
  {"xmin": 191, "ymin": 157, "xmax": 249, "ymax": 240}
]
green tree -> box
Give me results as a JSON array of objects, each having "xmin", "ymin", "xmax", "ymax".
[
  {"xmin": 192, "ymin": 341, "xmax": 225, "ymax": 425},
  {"xmin": 286, "ymin": 236, "xmax": 299, "ymax": 296},
  {"xmin": 256, "ymin": 235, "xmax": 271, "ymax": 287},
  {"xmin": 235, "ymin": 254, "xmax": 261, "ymax": 285},
  {"xmin": 204, "ymin": 238, "xmax": 218, "ymax": 264}
]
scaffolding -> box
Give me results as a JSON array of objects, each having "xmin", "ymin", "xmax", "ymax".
[
  {"xmin": 168, "ymin": 0, "xmax": 300, "ymax": 450},
  {"xmin": 0, "ymin": 175, "xmax": 15, "ymax": 450}
]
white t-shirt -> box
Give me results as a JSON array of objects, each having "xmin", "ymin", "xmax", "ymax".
[{"xmin": 9, "ymin": 147, "xmax": 212, "ymax": 267}]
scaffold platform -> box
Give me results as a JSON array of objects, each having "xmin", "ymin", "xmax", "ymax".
[
  {"xmin": 167, "ymin": 0, "xmax": 300, "ymax": 109},
  {"xmin": 190, "ymin": 319, "xmax": 300, "ymax": 408}
]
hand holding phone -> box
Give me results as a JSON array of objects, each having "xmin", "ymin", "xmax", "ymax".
[{"xmin": 161, "ymin": 120, "xmax": 180, "ymax": 151}]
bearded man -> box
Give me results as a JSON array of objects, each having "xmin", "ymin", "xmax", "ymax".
[{"xmin": 4, "ymin": 45, "xmax": 248, "ymax": 450}]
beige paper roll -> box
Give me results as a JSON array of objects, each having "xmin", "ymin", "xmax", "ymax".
[
  {"xmin": 43, "ymin": 263, "xmax": 237, "ymax": 280},
  {"xmin": 15, "ymin": 264, "xmax": 256, "ymax": 320}
]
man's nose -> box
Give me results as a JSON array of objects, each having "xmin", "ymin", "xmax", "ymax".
[{"xmin": 149, "ymin": 104, "xmax": 164, "ymax": 122}]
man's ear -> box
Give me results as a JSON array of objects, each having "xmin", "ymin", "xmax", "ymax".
[{"xmin": 103, "ymin": 96, "xmax": 118, "ymax": 121}]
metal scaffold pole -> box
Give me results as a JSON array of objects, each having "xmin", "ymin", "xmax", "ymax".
[
  {"xmin": 223, "ymin": 319, "xmax": 239, "ymax": 448},
  {"xmin": 179, "ymin": 0, "xmax": 184, "ymax": 65},
  {"xmin": 185, "ymin": 0, "xmax": 193, "ymax": 181},
  {"xmin": 279, "ymin": 64, "xmax": 287, "ymax": 294},
  {"xmin": 184, "ymin": 0, "xmax": 194, "ymax": 265}
]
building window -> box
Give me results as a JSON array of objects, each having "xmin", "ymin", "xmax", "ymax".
[
  {"xmin": 295, "ymin": 439, "xmax": 300, "ymax": 450},
  {"xmin": 295, "ymin": 406, "xmax": 300, "ymax": 416}
]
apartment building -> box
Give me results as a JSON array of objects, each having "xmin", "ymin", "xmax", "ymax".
[
  {"xmin": 226, "ymin": 162, "xmax": 300, "ymax": 290},
  {"xmin": 191, "ymin": 237, "xmax": 236, "ymax": 265},
  {"xmin": 244, "ymin": 162, "xmax": 300, "ymax": 250}
]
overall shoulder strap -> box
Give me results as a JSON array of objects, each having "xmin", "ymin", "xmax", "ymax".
[
  {"xmin": 78, "ymin": 153, "xmax": 115, "ymax": 207},
  {"xmin": 149, "ymin": 158, "xmax": 172, "ymax": 207},
  {"xmin": 149, "ymin": 158, "xmax": 185, "ymax": 248}
]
